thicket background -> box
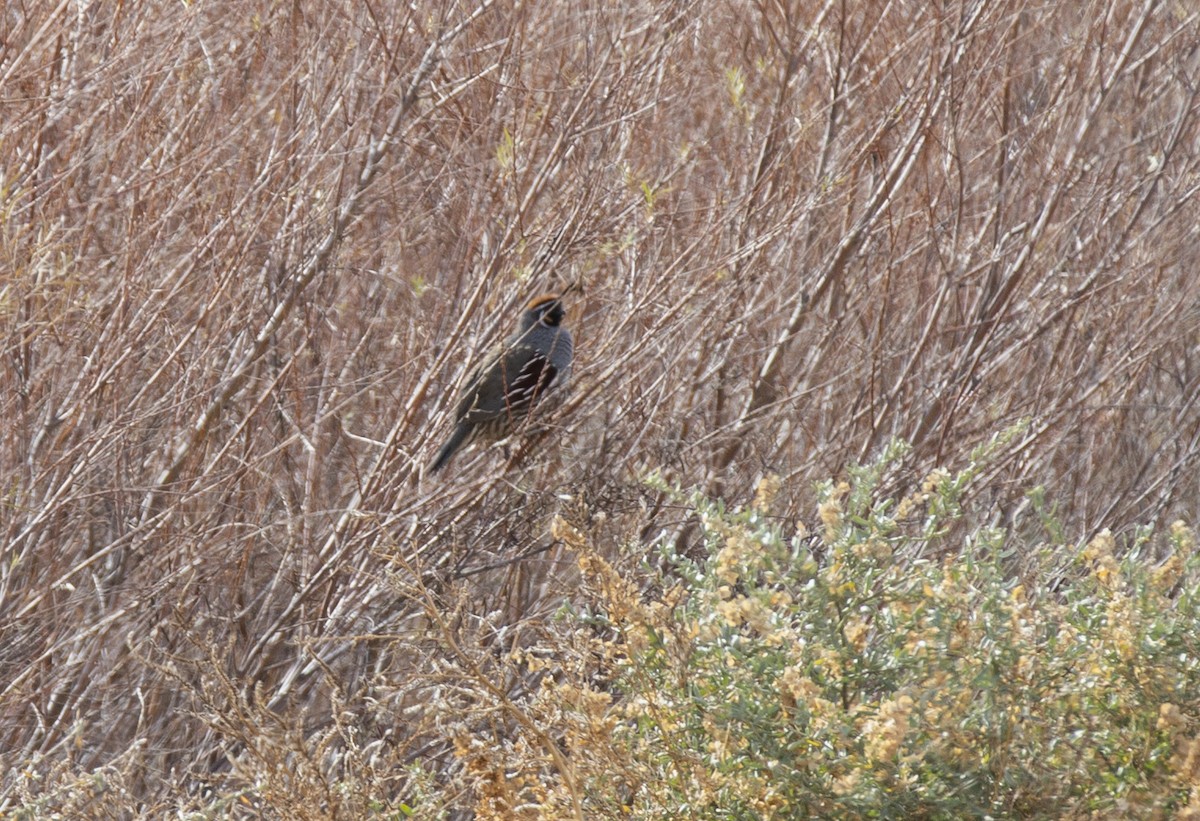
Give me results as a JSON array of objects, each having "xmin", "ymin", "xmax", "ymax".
[{"xmin": 3, "ymin": 0, "xmax": 1199, "ymax": 817}]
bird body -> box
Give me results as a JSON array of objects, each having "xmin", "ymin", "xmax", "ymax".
[{"xmin": 430, "ymin": 292, "xmax": 574, "ymax": 472}]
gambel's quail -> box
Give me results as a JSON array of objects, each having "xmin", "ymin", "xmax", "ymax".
[{"xmin": 430, "ymin": 289, "xmax": 575, "ymax": 472}]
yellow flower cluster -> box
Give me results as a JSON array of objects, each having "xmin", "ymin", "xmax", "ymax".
[
  {"xmin": 1154, "ymin": 520, "xmax": 1196, "ymax": 594},
  {"xmin": 1081, "ymin": 528, "xmax": 1121, "ymax": 590},
  {"xmin": 715, "ymin": 594, "xmax": 775, "ymax": 637},
  {"xmin": 819, "ymin": 481, "xmax": 850, "ymax": 540},
  {"xmin": 1171, "ymin": 520, "xmax": 1197, "ymax": 554},
  {"xmin": 862, "ymin": 694, "xmax": 915, "ymax": 764},
  {"xmin": 752, "ymin": 473, "xmax": 782, "ymax": 512},
  {"xmin": 896, "ymin": 468, "xmax": 950, "ymax": 519},
  {"xmin": 715, "ymin": 531, "xmax": 759, "ymax": 585},
  {"xmin": 822, "ymin": 551, "xmax": 858, "ymax": 597},
  {"xmin": 780, "ymin": 668, "xmax": 838, "ymax": 728}
]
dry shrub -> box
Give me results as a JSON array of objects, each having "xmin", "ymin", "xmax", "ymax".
[{"xmin": 2, "ymin": 0, "xmax": 1199, "ymax": 816}]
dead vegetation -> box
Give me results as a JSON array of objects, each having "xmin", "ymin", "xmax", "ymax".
[{"xmin": 2, "ymin": 0, "xmax": 1200, "ymax": 816}]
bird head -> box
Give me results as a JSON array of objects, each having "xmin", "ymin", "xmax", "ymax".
[{"xmin": 521, "ymin": 283, "xmax": 576, "ymax": 330}]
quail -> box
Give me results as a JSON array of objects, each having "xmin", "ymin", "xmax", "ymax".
[{"xmin": 430, "ymin": 289, "xmax": 575, "ymax": 472}]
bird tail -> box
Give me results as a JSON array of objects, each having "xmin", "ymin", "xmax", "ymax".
[{"xmin": 430, "ymin": 424, "xmax": 471, "ymax": 473}]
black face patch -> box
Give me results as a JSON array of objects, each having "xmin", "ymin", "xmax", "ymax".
[{"xmin": 540, "ymin": 302, "xmax": 565, "ymax": 326}]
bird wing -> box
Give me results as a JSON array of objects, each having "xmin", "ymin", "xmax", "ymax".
[
  {"xmin": 456, "ymin": 345, "xmax": 557, "ymax": 422},
  {"xmin": 504, "ymin": 350, "xmax": 557, "ymax": 408}
]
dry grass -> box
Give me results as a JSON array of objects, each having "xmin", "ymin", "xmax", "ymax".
[{"xmin": 2, "ymin": 0, "xmax": 1199, "ymax": 816}]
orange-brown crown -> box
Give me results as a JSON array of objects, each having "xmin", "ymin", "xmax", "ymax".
[
  {"xmin": 525, "ymin": 282, "xmax": 578, "ymax": 311},
  {"xmin": 526, "ymin": 293, "xmax": 563, "ymax": 310}
]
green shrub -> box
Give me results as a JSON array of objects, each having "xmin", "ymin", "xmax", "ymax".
[{"xmin": 543, "ymin": 435, "xmax": 1200, "ymax": 819}]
